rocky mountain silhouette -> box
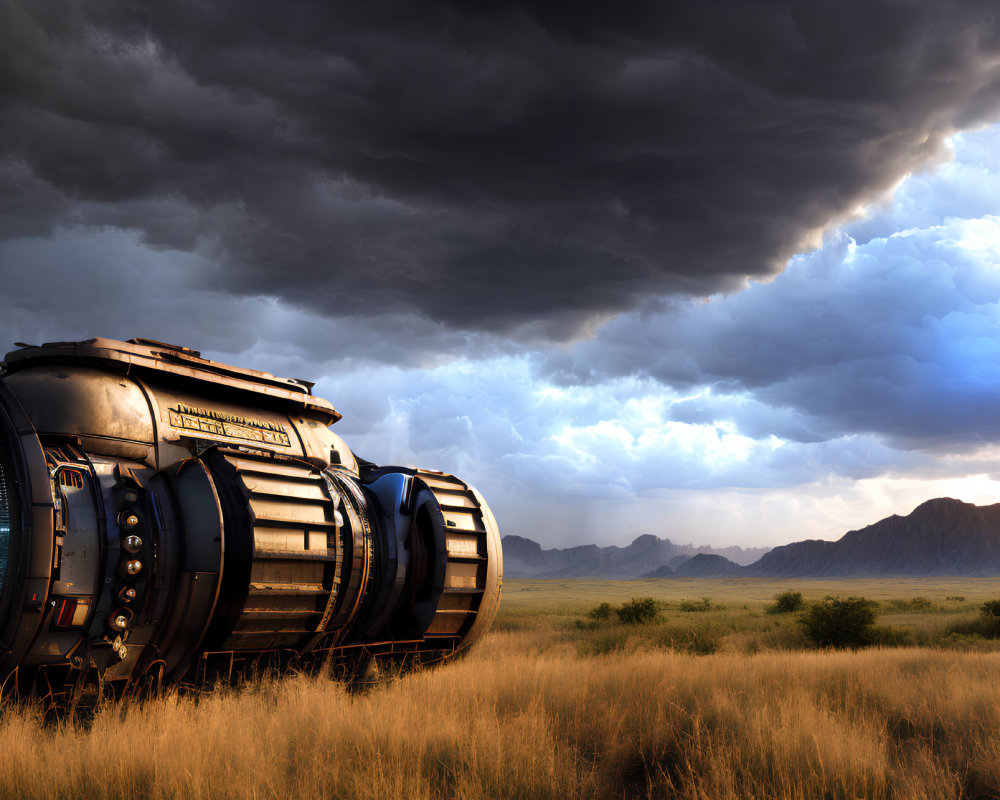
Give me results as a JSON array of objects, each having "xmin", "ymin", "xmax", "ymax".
[
  {"xmin": 640, "ymin": 554, "xmax": 746, "ymax": 579},
  {"xmin": 504, "ymin": 498, "xmax": 1000, "ymax": 579},
  {"xmin": 501, "ymin": 533, "xmax": 769, "ymax": 579},
  {"xmin": 746, "ymin": 497, "xmax": 1000, "ymax": 577},
  {"xmin": 671, "ymin": 553, "xmax": 745, "ymax": 578}
]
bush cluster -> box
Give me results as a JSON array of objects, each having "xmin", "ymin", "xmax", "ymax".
[
  {"xmin": 884, "ymin": 596, "xmax": 935, "ymax": 612},
  {"xmin": 588, "ymin": 602, "xmax": 614, "ymax": 621},
  {"xmin": 573, "ymin": 592, "xmax": 1000, "ymax": 656},
  {"xmin": 617, "ymin": 597, "xmax": 661, "ymax": 625},
  {"xmin": 981, "ymin": 599, "xmax": 1000, "ymax": 618},
  {"xmin": 937, "ymin": 601, "xmax": 1000, "ymax": 642},
  {"xmin": 584, "ymin": 597, "xmax": 662, "ymax": 626},
  {"xmin": 770, "ymin": 590, "xmax": 804, "ymax": 613},
  {"xmin": 678, "ymin": 597, "xmax": 713, "ymax": 612},
  {"xmin": 798, "ymin": 596, "xmax": 879, "ymax": 649}
]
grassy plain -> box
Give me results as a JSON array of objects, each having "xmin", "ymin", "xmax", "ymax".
[{"xmin": 3, "ymin": 577, "xmax": 1000, "ymax": 799}]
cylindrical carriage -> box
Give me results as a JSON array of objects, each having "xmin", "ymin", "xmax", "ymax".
[{"xmin": 0, "ymin": 338, "xmax": 502, "ymax": 699}]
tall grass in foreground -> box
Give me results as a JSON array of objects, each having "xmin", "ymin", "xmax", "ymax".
[{"xmin": 3, "ymin": 632, "xmax": 1000, "ymax": 799}]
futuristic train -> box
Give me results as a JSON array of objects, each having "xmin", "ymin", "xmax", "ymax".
[{"xmin": 0, "ymin": 338, "xmax": 502, "ymax": 703}]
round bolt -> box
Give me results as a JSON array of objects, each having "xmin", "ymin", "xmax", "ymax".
[
  {"xmin": 123, "ymin": 489, "xmax": 139, "ymax": 504},
  {"xmin": 122, "ymin": 534, "xmax": 143, "ymax": 553},
  {"xmin": 120, "ymin": 511, "xmax": 140, "ymax": 529},
  {"xmin": 108, "ymin": 610, "xmax": 132, "ymax": 631},
  {"xmin": 124, "ymin": 559, "xmax": 143, "ymax": 576}
]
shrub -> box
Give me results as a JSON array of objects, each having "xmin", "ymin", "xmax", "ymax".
[
  {"xmin": 678, "ymin": 597, "xmax": 712, "ymax": 612},
  {"xmin": 616, "ymin": 597, "xmax": 660, "ymax": 625},
  {"xmin": 798, "ymin": 596, "xmax": 878, "ymax": 649},
  {"xmin": 943, "ymin": 613, "xmax": 1000, "ymax": 640},
  {"xmin": 981, "ymin": 599, "xmax": 1000, "ymax": 618},
  {"xmin": 885, "ymin": 596, "xmax": 934, "ymax": 612},
  {"xmin": 771, "ymin": 590, "xmax": 804, "ymax": 613},
  {"xmin": 940, "ymin": 600, "xmax": 1000, "ymax": 641},
  {"xmin": 588, "ymin": 602, "xmax": 613, "ymax": 621}
]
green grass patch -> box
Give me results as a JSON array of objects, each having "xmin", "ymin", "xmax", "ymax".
[{"xmin": 498, "ymin": 577, "xmax": 1000, "ymax": 658}]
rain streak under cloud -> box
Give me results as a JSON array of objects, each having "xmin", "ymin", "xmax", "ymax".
[{"xmin": 4, "ymin": 1, "xmax": 1000, "ymax": 547}]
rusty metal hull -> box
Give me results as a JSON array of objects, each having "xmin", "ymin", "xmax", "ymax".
[{"xmin": 0, "ymin": 338, "xmax": 502, "ymax": 701}]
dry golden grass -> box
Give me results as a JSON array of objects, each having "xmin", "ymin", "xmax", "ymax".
[{"xmin": 3, "ymin": 578, "xmax": 1000, "ymax": 799}]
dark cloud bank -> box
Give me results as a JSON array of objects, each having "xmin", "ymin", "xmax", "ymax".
[{"xmin": 4, "ymin": 0, "xmax": 1000, "ymax": 338}]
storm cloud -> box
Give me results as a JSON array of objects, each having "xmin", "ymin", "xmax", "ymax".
[
  {"xmin": 4, "ymin": 0, "xmax": 1000, "ymax": 339},
  {"xmin": 544, "ymin": 129, "xmax": 1000, "ymax": 452},
  {"xmin": 6, "ymin": 3, "xmax": 1000, "ymax": 547}
]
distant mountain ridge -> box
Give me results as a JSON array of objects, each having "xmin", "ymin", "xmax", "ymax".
[
  {"xmin": 501, "ymin": 532, "xmax": 770, "ymax": 579},
  {"xmin": 746, "ymin": 497, "xmax": 1000, "ymax": 577},
  {"xmin": 503, "ymin": 498, "xmax": 1000, "ymax": 579}
]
